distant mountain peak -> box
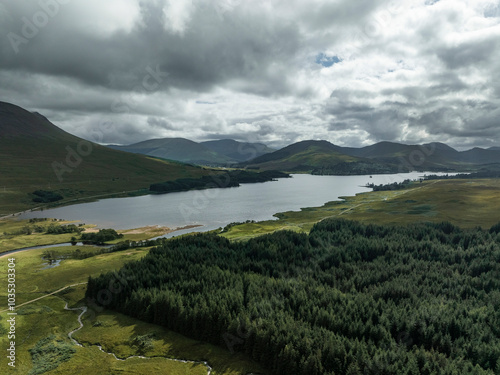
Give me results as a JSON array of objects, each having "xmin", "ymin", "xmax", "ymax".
[
  {"xmin": 201, "ymin": 139, "xmax": 275, "ymax": 162},
  {"xmin": 108, "ymin": 137, "xmax": 238, "ymax": 165},
  {"xmin": 294, "ymin": 139, "xmax": 336, "ymax": 146}
]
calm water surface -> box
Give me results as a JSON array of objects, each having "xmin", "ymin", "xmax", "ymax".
[{"xmin": 19, "ymin": 173, "xmax": 443, "ymax": 237}]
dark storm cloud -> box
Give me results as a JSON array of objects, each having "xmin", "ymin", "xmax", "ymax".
[
  {"xmin": 328, "ymin": 106, "xmax": 406, "ymax": 142},
  {"xmin": 435, "ymin": 36, "xmax": 500, "ymax": 70},
  {"xmin": 415, "ymin": 107, "xmax": 500, "ymax": 138},
  {"xmin": 379, "ymin": 73, "xmax": 469, "ymax": 102},
  {"xmin": 0, "ymin": 0, "xmax": 301, "ymax": 95},
  {"xmin": 203, "ymin": 128, "xmax": 302, "ymax": 149},
  {"xmin": 147, "ymin": 116, "xmax": 178, "ymax": 131},
  {"xmin": 0, "ymin": 0, "xmax": 499, "ymax": 149}
]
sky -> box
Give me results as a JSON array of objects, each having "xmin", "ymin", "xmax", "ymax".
[{"xmin": 0, "ymin": 0, "xmax": 499, "ymax": 150}]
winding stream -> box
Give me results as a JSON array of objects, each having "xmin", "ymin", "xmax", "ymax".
[{"xmin": 63, "ymin": 303, "xmax": 213, "ymax": 374}]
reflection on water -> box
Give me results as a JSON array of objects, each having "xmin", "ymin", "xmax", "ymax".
[
  {"xmin": 20, "ymin": 173, "xmax": 449, "ymax": 233},
  {"xmin": 41, "ymin": 259, "xmax": 62, "ymax": 269}
]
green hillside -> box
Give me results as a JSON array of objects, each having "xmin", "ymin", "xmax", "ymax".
[
  {"xmin": 201, "ymin": 139, "xmax": 275, "ymax": 162},
  {"xmin": 244, "ymin": 140, "xmax": 500, "ymax": 174},
  {"xmin": 0, "ymin": 102, "xmax": 209, "ymax": 215},
  {"xmin": 341, "ymin": 141, "xmax": 500, "ymax": 171},
  {"xmin": 243, "ymin": 140, "xmax": 401, "ymax": 174}
]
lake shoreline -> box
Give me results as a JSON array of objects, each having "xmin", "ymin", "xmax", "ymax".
[
  {"xmin": 0, "ymin": 224, "xmax": 203, "ymax": 258},
  {"xmin": 16, "ymin": 173, "xmax": 451, "ymax": 232}
]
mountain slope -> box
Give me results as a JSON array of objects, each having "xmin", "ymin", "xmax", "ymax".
[
  {"xmin": 246, "ymin": 140, "xmax": 342, "ymax": 165},
  {"xmin": 242, "ymin": 140, "xmax": 401, "ymax": 174},
  {"xmin": 243, "ymin": 139, "xmax": 500, "ymax": 174},
  {"xmin": 201, "ymin": 139, "xmax": 275, "ymax": 162},
  {"xmin": 339, "ymin": 141, "xmax": 500, "ymax": 170},
  {"xmin": 0, "ymin": 102, "xmax": 209, "ymax": 214},
  {"xmin": 108, "ymin": 138, "xmax": 235, "ymax": 165},
  {"xmin": 459, "ymin": 148, "xmax": 500, "ymax": 165},
  {"xmin": 338, "ymin": 141, "xmax": 462, "ymax": 170}
]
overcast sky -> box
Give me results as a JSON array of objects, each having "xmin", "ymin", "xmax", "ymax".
[{"xmin": 0, "ymin": 0, "xmax": 499, "ymax": 149}]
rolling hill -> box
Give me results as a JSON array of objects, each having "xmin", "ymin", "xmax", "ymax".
[
  {"xmin": 339, "ymin": 141, "xmax": 500, "ymax": 170},
  {"xmin": 458, "ymin": 147, "xmax": 500, "ymax": 165},
  {"xmin": 243, "ymin": 140, "xmax": 500, "ymax": 174},
  {"xmin": 338, "ymin": 141, "xmax": 463, "ymax": 170},
  {"xmin": 108, "ymin": 138, "xmax": 275, "ymax": 165},
  {"xmin": 0, "ymin": 102, "xmax": 209, "ymax": 215},
  {"xmin": 201, "ymin": 139, "xmax": 275, "ymax": 162},
  {"xmin": 107, "ymin": 138, "xmax": 236, "ymax": 165},
  {"xmin": 242, "ymin": 140, "xmax": 403, "ymax": 174}
]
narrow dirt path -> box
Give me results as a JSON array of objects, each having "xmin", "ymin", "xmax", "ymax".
[{"xmin": 0, "ymin": 282, "xmax": 87, "ymax": 313}]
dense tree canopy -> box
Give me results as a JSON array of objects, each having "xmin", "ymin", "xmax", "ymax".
[
  {"xmin": 150, "ymin": 170, "xmax": 289, "ymax": 193},
  {"xmin": 31, "ymin": 190, "xmax": 63, "ymax": 203},
  {"xmin": 86, "ymin": 219, "xmax": 500, "ymax": 374},
  {"xmin": 80, "ymin": 228, "xmax": 122, "ymax": 245}
]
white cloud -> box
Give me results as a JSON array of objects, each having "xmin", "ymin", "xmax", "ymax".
[
  {"xmin": 162, "ymin": 0, "xmax": 195, "ymax": 35},
  {"xmin": 0, "ymin": 0, "xmax": 499, "ymax": 149},
  {"xmin": 64, "ymin": 0, "xmax": 141, "ymax": 36}
]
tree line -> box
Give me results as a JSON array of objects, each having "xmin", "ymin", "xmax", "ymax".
[
  {"xmin": 424, "ymin": 170, "xmax": 500, "ymax": 179},
  {"xmin": 150, "ymin": 170, "xmax": 289, "ymax": 194},
  {"xmin": 365, "ymin": 179, "xmax": 419, "ymax": 191}
]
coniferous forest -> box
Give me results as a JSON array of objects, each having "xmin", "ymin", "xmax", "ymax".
[{"xmin": 86, "ymin": 219, "xmax": 500, "ymax": 375}]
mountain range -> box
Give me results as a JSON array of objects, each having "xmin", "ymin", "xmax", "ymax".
[
  {"xmin": 239, "ymin": 140, "xmax": 401, "ymax": 174},
  {"xmin": 107, "ymin": 137, "xmax": 500, "ymax": 173},
  {"xmin": 1, "ymin": 100, "xmax": 499, "ymax": 214},
  {"xmin": 108, "ymin": 138, "xmax": 275, "ymax": 165},
  {"xmin": 241, "ymin": 140, "xmax": 500, "ymax": 174}
]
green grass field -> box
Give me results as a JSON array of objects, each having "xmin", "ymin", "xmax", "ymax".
[
  {"xmin": 0, "ymin": 244, "xmax": 268, "ymax": 375},
  {"xmin": 0, "ymin": 219, "xmax": 175, "ymax": 253},
  {"xmin": 0, "ymin": 219, "xmax": 89, "ymax": 253},
  {"xmin": 221, "ymin": 179, "xmax": 500, "ymax": 240}
]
